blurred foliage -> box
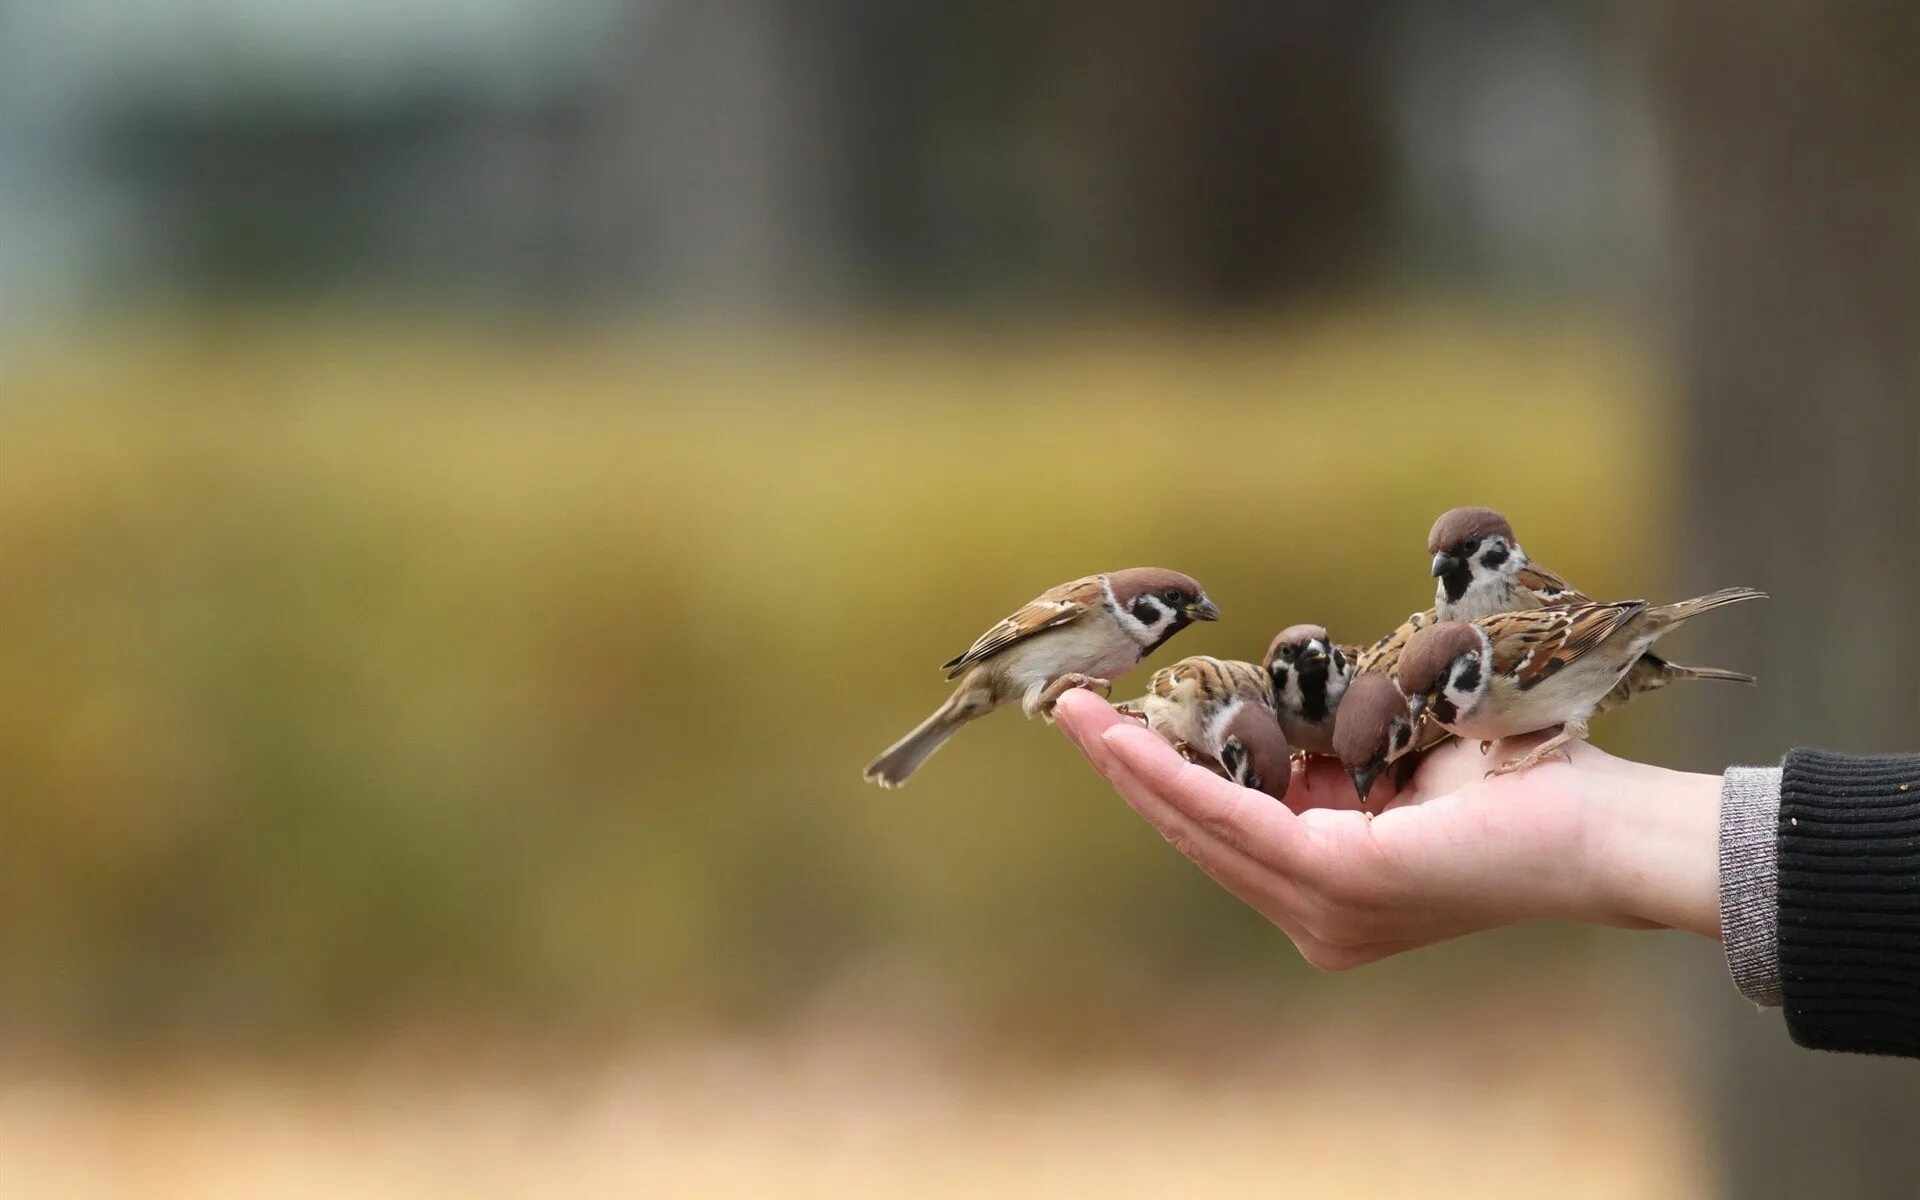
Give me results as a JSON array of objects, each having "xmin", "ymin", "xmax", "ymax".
[{"xmin": 0, "ymin": 308, "xmax": 1673, "ymax": 1045}]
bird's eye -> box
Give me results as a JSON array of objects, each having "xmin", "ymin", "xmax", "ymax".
[
  {"xmin": 1459, "ymin": 539, "xmax": 1479, "ymax": 555},
  {"xmin": 1163, "ymin": 589, "xmax": 1183, "ymax": 604}
]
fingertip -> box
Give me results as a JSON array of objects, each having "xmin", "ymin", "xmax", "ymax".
[
  {"xmin": 1054, "ymin": 687, "xmax": 1109, "ymax": 720},
  {"xmin": 1100, "ymin": 720, "xmax": 1166, "ymax": 760}
]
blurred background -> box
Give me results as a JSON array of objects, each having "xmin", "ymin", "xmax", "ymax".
[{"xmin": 0, "ymin": 2, "xmax": 1914, "ymax": 1197}]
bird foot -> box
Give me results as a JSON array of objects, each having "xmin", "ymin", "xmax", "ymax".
[
  {"xmin": 1485, "ymin": 745, "xmax": 1570, "ymax": 778},
  {"xmin": 1035, "ymin": 674, "xmax": 1113, "ymax": 721}
]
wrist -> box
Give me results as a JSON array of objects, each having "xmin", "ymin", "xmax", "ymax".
[{"xmin": 1587, "ymin": 762, "xmax": 1723, "ymax": 938}]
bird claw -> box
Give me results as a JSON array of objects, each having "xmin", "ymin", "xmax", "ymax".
[
  {"xmin": 1485, "ymin": 746, "xmax": 1569, "ymax": 778},
  {"xmin": 1035, "ymin": 674, "xmax": 1113, "ymax": 721}
]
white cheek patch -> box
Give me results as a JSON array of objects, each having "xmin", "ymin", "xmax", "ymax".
[{"xmin": 1118, "ymin": 596, "xmax": 1169, "ymax": 646}]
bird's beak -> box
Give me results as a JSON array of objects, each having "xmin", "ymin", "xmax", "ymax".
[
  {"xmin": 1407, "ymin": 693, "xmax": 1429, "ymax": 723},
  {"xmin": 1430, "ymin": 551, "xmax": 1459, "ymax": 578},
  {"xmin": 1299, "ymin": 642, "xmax": 1328, "ymax": 667},
  {"xmin": 1347, "ymin": 762, "xmax": 1382, "ymax": 807},
  {"xmin": 1187, "ymin": 596, "xmax": 1221, "ymax": 622}
]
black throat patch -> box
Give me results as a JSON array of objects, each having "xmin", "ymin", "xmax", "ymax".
[
  {"xmin": 1296, "ymin": 664, "xmax": 1331, "ymax": 722},
  {"xmin": 1439, "ymin": 563, "xmax": 1473, "ymax": 603}
]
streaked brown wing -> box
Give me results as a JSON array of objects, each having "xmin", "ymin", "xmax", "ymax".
[
  {"xmin": 941, "ymin": 574, "xmax": 1102, "ymax": 679},
  {"xmin": 1517, "ymin": 561, "xmax": 1591, "ymax": 607},
  {"xmin": 1144, "ymin": 661, "xmax": 1186, "ymax": 700},
  {"xmin": 1485, "ymin": 601, "xmax": 1647, "ymax": 690},
  {"xmin": 1356, "ymin": 609, "xmax": 1433, "ymax": 678}
]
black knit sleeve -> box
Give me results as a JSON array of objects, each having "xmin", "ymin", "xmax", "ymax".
[{"xmin": 1779, "ymin": 748, "xmax": 1920, "ymax": 1057}]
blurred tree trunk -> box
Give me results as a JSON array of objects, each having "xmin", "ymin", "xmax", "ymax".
[
  {"xmin": 1644, "ymin": 4, "xmax": 1920, "ymax": 1196},
  {"xmin": 1058, "ymin": 0, "xmax": 1393, "ymax": 307}
]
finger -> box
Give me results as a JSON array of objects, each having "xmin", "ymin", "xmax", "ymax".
[
  {"xmin": 1090, "ymin": 738, "xmax": 1313, "ymax": 935},
  {"xmin": 1082, "ymin": 727, "xmax": 1433, "ymax": 963},
  {"xmin": 1100, "ymin": 722, "xmax": 1312, "ymax": 872},
  {"xmin": 1053, "ymin": 686, "xmax": 1129, "ymax": 751}
]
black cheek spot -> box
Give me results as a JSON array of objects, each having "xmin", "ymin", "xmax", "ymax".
[
  {"xmin": 1452, "ymin": 658, "xmax": 1481, "ymax": 695},
  {"xmin": 1131, "ymin": 596, "xmax": 1160, "ymax": 624},
  {"xmin": 1269, "ymin": 664, "xmax": 1289, "ymax": 691},
  {"xmin": 1141, "ymin": 612, "xmax": 1190, "ymax": 655},
  {"xmin": 1479, "ymin": 545, "xmax": 1509, "ymax": 570}
]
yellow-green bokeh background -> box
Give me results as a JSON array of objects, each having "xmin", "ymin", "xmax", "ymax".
[{"xmin": 0, "ymin": 309, "xmax": 1673, "ymax": 1046}]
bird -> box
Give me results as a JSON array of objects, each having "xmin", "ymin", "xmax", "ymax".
[
  {"xmin": 863, "ymin": 568, "xmax": 1220, "ymax": 787},
  {"xmin": 1394, "ymin": 587, "xmax": 1765, "ymax": 777},
  {"xmin": 1263, "ymin": 624, "xmax": 1355, "ymax": 758},
  {"xmin": 1119, "ymin": 656, "xmax": 1291, "ymax": 801},
  {"xmin": 1329, "ymin": 672, "xmax": 1443, "ymax": 807},
  {"xmin": 1425, "ymin": 505, "xmax": 1757, "ymax": 710}
]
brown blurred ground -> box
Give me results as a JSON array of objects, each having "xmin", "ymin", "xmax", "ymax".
[{"xmin": 0, "ymin": 963, "xmax": 1702, "ymax": 1200}]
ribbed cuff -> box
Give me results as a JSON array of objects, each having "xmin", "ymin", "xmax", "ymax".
[
  {"xmin": 1719, "ymin": 766, "xmax": 1782, "ymax": 1006},
  {"xmin": 1779, "ymin": 748, "xmax": 1920, "ymax": 1057}
]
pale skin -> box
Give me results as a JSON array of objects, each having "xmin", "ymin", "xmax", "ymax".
[{"xmin": 1053, "ymin": 689, "xmax": 1721, "ymax": 970}]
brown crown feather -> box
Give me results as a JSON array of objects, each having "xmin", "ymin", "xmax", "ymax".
[
  {"xmin": 1105, "ymin": 567, "xmax": 1206, "ymax": 606},
  {"xmin": 1427, "ymin": 506, "xmax": 1515, "ymax": 555},
  {"xmin": 1396, "ymin": 621, "xmax": 1485, "ymax": 695},
  {"xmin": 1331, "ymin": 673, "xmax": 1407, "ymax": 767},
  {"xmin": 1221, "ymin": 704, "xmax": 1292, "ymax": 801},
  {"xmin": 1264, "ymin": 623, "xmax": 1329, "ymax": 667}
]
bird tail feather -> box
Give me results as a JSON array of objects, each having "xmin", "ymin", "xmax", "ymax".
[
  {"xmin": 863, "ymin": 685, "xmax": 989, "ymax": 788},
  {"xmin": 1650, "ymin": 586, "xmax": 1767, "ymax": 629}
]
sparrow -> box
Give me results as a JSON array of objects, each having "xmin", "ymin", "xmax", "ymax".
[
  {"xmin": 1426, "ymin": 505, "xmax": 1757, "ymax": 709},
  {"xmin": 1263, "ymin": 624, "xmax": 1354, "ymax": 757},
  {"xmin": 1331, "ymin": 672, "xmax": 1429, "ymax": 807},
  {"xmin": 863, "ymin": 568, "xmax": 1220, "ymax": 787},
  {"xmin": 1120, "ymin": 656, "xmax": 1291, "ymax": 800},
  {"xmin": 1395, "ymin": 587, "xmax": 1765, "ymax": 777}
]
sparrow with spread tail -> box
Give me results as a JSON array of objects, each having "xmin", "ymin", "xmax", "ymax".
[
  {"xmin": 1263, "ymin": 625, "xmax": 1355, "ymax": 758},
  {"xmin": 863, "ymin": 568, "xmax": 1219, "ymax": 787},
  {"xmin": 1119, "ymin": 656, "xmax": 1291, "ymax": 800},
  {"xmin": 1425, "ymin": 506, "xmax": 1757, "ymax": 711},
  {"xmin": 1395, "ymin": 587, "xmax": 1765, "ymax": 777}
]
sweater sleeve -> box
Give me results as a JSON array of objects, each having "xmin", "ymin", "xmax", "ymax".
[
  {"xmin": 1719, "ymin": 766, "xmax": 1783, "ymax": 1006},
  {"xmin": 1778, "ymin": 748, "xmax": 1920, "ymax": 1057}
]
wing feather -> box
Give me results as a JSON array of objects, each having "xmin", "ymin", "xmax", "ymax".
[
  {"xmin": 1517, "ymin": 561, "xmax": 1590, "ymax": 607},
  {"xmin": 1356, "ymin": 609, "xmax": 1433, "ymax": 679},
  {"xmin": 1485, "ymin": 600, "xmax": 1647, "ymax": 690},
  {"xmin": 941, "ymin": 575, "xmax": 1104, "ymax": 679}
]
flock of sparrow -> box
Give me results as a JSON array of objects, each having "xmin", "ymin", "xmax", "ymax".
[{"xmin": 863, "ymin": 506, "xmax": 1762, "ymax": 808}]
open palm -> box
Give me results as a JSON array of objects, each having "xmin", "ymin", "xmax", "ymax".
[{"xmin": 1053, "ymin": 688, "xmax": 1721, "ymax": 969}]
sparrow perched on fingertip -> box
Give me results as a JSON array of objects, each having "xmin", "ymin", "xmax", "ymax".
[{"xmin": 863, "ymin": 568, "xmax": 1219, "ymax": 787}]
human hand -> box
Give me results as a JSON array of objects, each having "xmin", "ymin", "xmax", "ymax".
[{"xmin": 1053, "ymin": 689, "xmax": 1721, "ymax": 970}]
